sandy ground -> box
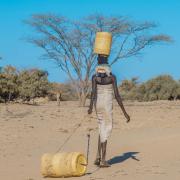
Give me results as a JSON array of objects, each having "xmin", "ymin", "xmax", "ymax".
[{"xmin": 0, "ymin": 100, "xmax": 180, "ymax": 180}]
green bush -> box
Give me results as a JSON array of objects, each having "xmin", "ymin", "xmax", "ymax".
[
  {"xmin": 119, "ymin": 75, "xmax": 180, "ymax": 101},
  {"xmin": 0, "ymin": 65, "xmax": 78, "ymax": 103},
  {"xmin": 0, "ymin": 66, "xmax": 19, "ymax": 102},
  {"xmin": 142, "ymin": 75, "xmax": 178, "ymax": 101},
  {"xmin": 119, "ymin": 77, "xmax": 139, "ymax": 100},
  {"xmin": 0, "ymin": 66, "xmax": 50, "ymax": 103},
  {"xmin": 18, "ymin": 69, "xmax": 50, "ymax": 102}
]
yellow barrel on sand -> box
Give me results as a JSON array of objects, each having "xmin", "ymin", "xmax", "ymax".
[
  {"xmin": 94, "ymin": 32, "xmax": 112, "ymax": 55},
  {"xmin": 41, "ymin": 152, "xmax": 87, "ymax": 178}
]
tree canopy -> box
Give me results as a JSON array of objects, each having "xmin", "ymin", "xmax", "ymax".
[{"xmin": 25, "ymin": 14, "xmax": 171, "ymax": 106}]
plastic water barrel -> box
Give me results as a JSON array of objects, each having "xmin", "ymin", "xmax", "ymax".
[
  {"xmin": 94, "ymin": 32, "xmax": 112, "ymax": 55},
  {"xmin": 41, "ymin": 152, "xmax": 87, "ymax": 178}
]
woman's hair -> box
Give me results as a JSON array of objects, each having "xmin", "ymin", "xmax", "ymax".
[{"xmin": 97, "ymin": 54, "xmax": 108, "ymax": 64}]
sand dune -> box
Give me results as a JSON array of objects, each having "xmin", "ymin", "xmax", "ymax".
[{"xmin": 0, "ymin": 100, "xmax": 180, "ymax": 180}]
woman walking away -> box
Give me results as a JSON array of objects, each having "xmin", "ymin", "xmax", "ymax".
[{"xmin": 88, "ymin": 54, "xmax": 130, "ymax": 167}]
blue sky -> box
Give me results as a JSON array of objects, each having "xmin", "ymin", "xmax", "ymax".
[{"xmin": 0, "ymin": 0, "xmax": 180, "ymax": 83}]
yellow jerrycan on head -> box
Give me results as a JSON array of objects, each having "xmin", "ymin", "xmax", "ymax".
[
  {"xmin": 41, "ymin": 152, "xmax": 87, "ymax": 178},
  {"xmin": 94, "ymin": 32, "xmax": 112, "ymax": 56}
]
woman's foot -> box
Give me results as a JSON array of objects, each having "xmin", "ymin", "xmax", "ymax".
[
  {"xmin": 94, "ymin": 157, "xmax": 101, "ymax": 166},
  {"xmin": 100, "ymin": 140, "xmax": 111, "ymax": 168},
  {"xmin": 100, "ymin": 160, "xmax": 111, "ymax": 167}
]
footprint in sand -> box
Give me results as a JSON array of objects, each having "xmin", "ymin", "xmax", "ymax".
[{"xmin": 58, "ymin": 128, "xmax": 69, "ymax": 133}]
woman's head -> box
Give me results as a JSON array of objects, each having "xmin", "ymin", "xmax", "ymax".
[
  {"xmin": 96, "ymin": 54, "xmax": 111, "ymax": 76},
  {"xmin": 97, "ymin": 54, "xmax": 108, "ymax": 65}
]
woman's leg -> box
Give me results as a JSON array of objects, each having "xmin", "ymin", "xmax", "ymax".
[
  {"xmin": 100, "ymin": 140, "xmax": 111, "ymax": 167},
  {"xmin": 94, "ymin": 135, "xmax": 101, "ymax": 165},
  {"xmin": 99, "ymin": 101, "xmax": 113, "ymax": 167},
  {"xmin": 95, "ymin": 87, "xmax": 113, "ymax": 167}
]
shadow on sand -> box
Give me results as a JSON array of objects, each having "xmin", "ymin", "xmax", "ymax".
[
  {"xmin": 108, "ymin": 152, "xmax": 140, "ymax": 165},
  {"xmin": 85, "ymin": 152, "xmax": 140, "ymax": 175}
]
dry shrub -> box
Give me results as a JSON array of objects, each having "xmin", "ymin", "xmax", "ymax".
[{"xmin": 119, "ymin": 75, "xmax": 180, "ymax": 101}]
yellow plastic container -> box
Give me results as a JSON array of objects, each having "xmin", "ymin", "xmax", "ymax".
[
  {"xmin": 41, "ymin": 152, "xmax": 87, "ymax": 178},
  {"xmin": 94, "ymin": 32, "xmax": 112, "ymax": 55}
]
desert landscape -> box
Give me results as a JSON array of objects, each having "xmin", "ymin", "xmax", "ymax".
[
  {"xmin": 1, "ymin": 0, "xmax": 180, "ymax": 180},
  {"xmin": 1, "ymin": 100, "xmax": 180, "ymax": 180}
]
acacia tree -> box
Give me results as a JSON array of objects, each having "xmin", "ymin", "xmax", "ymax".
[{"xmin": 26, "ymin": 14, "xmax": 171, "ymax": 106}]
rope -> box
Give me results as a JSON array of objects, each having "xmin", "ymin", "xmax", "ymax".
[
  {"xmin": 53, "ymin": 111, "xmax": 102, "ymax": 175},
  {"xmin": 55, "ymin": 113, "xmax": 91, "ymax": 155},
  {"xmin": 55, "ymin": 121, "xmax": 83, "ymax": 153},
  {"xmin": 86, "ymin": 167, "xmax": 100, "ymax": 175}
]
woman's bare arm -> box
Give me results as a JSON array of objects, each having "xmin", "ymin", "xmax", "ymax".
[
  {"xmin": 88, "ymin": 75, "xmax": 97, "ymax": 114},
  {"xmin": 112, "ymin": 75, "xmax": 130, "ymax": 122}
]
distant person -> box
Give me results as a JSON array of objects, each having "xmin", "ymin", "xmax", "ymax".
[
  {"xmin": 56, "ymin": 92, "xmax": 62, "ymax": 106},
  {"xmin": 88, "ymin": 54, "xmax": 130, "ymax": 167}
]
